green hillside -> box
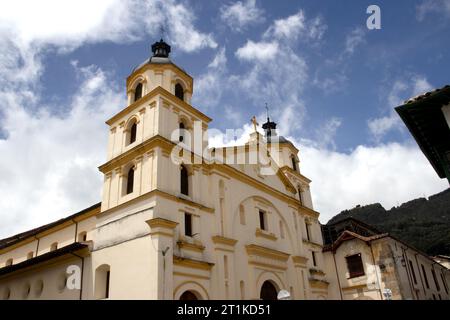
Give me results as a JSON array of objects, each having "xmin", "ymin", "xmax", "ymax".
[{"xmin": 327, "ymin": 188, "xmax": 450, "ymax": 256}]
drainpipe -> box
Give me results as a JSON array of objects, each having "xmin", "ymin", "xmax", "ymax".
[
  {"xmin": 401, "ymin": 247, "xmax": 416, "ymax": 299},
  {"xmin": 71, "ymin": 253, "xmax": 84, "ymax": 300},
  {"xmin": 332, "ymin": 251, "xmax": 343, "ymax": 300},
  {"xmin": 369, "ymin": 243, "xmax": 383, "ymax": 300}
]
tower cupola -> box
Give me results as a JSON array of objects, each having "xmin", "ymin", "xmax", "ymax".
[
  {"xmin": 262, "ymin": 117, "xmax": 277, "ymax": 142},
  {"xmin": 151, "ymin": 38, "xmax": 171, "ymax": 58}
]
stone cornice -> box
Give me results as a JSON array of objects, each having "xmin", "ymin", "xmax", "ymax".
[
  {"xmin": 255, "ymin": 229, "xmax": 277, "ymax": 241},
  {"xmin": 280, "ymin": 166, "xmax": 312, "ymax": 184},
  {"xmin": 98, "ymin": 135, "xmax": 173, "ymax": 173},
  {"xmin": 292, "ymin": 255, "xmax": 309, "ymax": 267},
  {"xmin": 99, "ymin": 188, "xmax": 214, "ymax": 217},
  {"xmin": 177, "ymin": 240, "xmax": 205, "ymax": 253},
  {"xmin": 245, "ymin": 244, "xmax": 290, "ymax": 262},
  {"xmin": 173, "ymin": 256, "xmax": 214, "ymax": 271},
  {"xmin": 309, "ymin": 279, "xmax": 329, "ymax": 290},
  {"xmin": 302, "ymin": 239, "xmax": 323, "ymax": 249},
  {"xmin": 127, "ymin": 62, "xmax": 193, "ymax": 87},
  {"xmin": 211, "ymin": 236, "xmax": 238, "ymax": 246},
  {"xmin": 106, "ymin": 86, "xmax": 211, "ymax": 126},
  {"xmin": 146, "ymin": 217, "xmax": 178, "ymax": 230}
]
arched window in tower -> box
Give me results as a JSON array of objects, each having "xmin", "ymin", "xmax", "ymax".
[
  {"xmin": 291, "ymin": 155, "xmax": 297, "ymax": 172},
  {"xmin": 129, "ymin": 122, "xmax": 137, "ymax": 144},
  {"xmin": 175, "ymin": 83, "xmax": 184, "ymax": 101},
  {"xmin": 298, "ymin": 187, "xmax": 303, "ymax": 205},
  {"xmin": 126, "ymin": 167, "xmax": 135, "ymax": 195},
  {"xmin": 180, "ymin": 165, "xmax": 189, "ymax": 196},
  {"xmin": 179, "ymin": 122, "xmax": 185, "ymax": 142},
  {"xmin": 134, "ymin": 83, "xmax": 143, "ymax": 102}
]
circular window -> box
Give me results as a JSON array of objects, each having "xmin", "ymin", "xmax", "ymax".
[{"xmin": 34, "ymin": 280, "xmax": 44, "ymax": 297}]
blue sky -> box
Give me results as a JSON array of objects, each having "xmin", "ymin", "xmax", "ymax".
[{"xmin": 0, "ymin": 0, "xmax": 449, "ymax": 238}]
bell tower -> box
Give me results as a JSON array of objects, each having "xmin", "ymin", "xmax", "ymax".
[{"xmin": 99, "ymin": 39, "xmax": 211, "ymax": 213}]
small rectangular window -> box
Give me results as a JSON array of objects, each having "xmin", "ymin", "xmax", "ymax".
[
  {"xmin": 259, "ymin": 210, "xmax": 266, "ymax": 231},
  {"xmin": 409, "ymin": 260, "xmax": 417, "ymax": 284},
  {"xmin": 312, "ymin": 251, "xmax": 317, "ymax": 267},
  {"xmin": 185, "ymin": 213, "xmax": 193, "ymax": 237},
  {"xmin": 346, "ymin": 253, "xmax": 365, "ymax": 278},
  {"xmin": 305, "ymin": 221, "xmax": 311, "ymax": 241},
  {"xmin": 431, "ymin": 269, "xmax": 440, "ymax": 291},
  {"xmin": 421, "ymin": 265, "xmax": 429, "ymax": 289}
]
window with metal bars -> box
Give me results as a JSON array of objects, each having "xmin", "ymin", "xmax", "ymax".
[{"xmin": 346, "ymin": 253, "xmax": 365, "ymax": 278}]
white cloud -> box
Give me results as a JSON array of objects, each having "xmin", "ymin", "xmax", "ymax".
[
  {"xmin": 0, "ymin": 0, "xmax": 216, "ymax": 54},
  {"xmin": 312, "ymin": 27, "xmax": 364, "ymax": 94},
  {"xmin": 298, "ymin": 141, "xmax": 448, "ymax": 223},
  {"xmin": 417, "ymin": 0, "xmax": 450, "ymax": 21},
  {"xmin": 193, "ymin": 48, "xmax": 227, "ymax": 110},
  {"xmin": 368, "ymin": 76, "xmax": 433, "ymax": 141},
  {"xmin": 345, "ymin": 27, "xmax": 366, "ymax": 55},
  {"xmin": 208, "ymin": 47, "xmax": 227, "ymax": 70},
  {"xmin": 0, "ymin": 63, "xmax": 123, "ymax": 238},
  {"xmin": 312, "ymin": 70, "xmax": 348, "ymax": 93},
  {"xmin": 235, "ymin": 40, "xmax": 279, "ymax": 61},
  {"xmin": 315, "ymin": 117, "xmax": 342, "ymax": 150},
  {"xmin": 220, "ymin": 0, "xmax": 264, "ymax": 32},
  {"xmin": 264, "ymin": 10, "xmax": 326, "ymax": 42},
  {"xmin": 231, "ymin": 45, "xmax": 309, "ymax": 133},
  {"xmin": 162, "ymin": 1, "xmax": 217, "ymax": 52},
  {"xmin": 0, "ymin": 0, "xmax": 217, "ymax": 239},
  {"xmin": 367, "ymin": 115, "xmax": 401, "ymax": 140}
]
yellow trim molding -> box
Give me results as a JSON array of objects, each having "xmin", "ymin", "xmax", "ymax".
[
  {"xmin": 177, "ymin": 241, "xmax": 205, "ymax": 253},
  {"xmin": 342, "ymin": 284, "xmax": 367, "ymax": 292},
  {"xmin": 245, "ymin": 244, "xmax": 290, "ymax": 262},
  {"xmin": 309, "ymin": 279, "xmax": 329, "ymax": 290},
  {"xmin": 146, "ymin": 217, "xmax": 178, "ymax": 230},
  {"xmin": 255, "ymin": 228, "xmax": 278, "ymax": 241},
  {"xmin": 106, "ymin": 86, "xmax": 211, "ymax": 125},
  {"xmin": 173, "ymin": 256, "xmax": 214, "ymax": 271},
  {"xmin": 292, "ymin": 255, "xmax": 309, "ymax": 267},
  {"xmin": 211, "ymin": 236, "xmax": 238, "ymax": 246}
]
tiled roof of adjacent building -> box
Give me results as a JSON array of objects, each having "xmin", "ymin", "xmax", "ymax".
[
  {"xmin": 0, "ymin": 242, "xmax": 89, "ymax": 277},
  {"xmin": 0, "ymin": 202, "xmax": 100, "ymax": 251},
  {"xmin": 403, "ymin": 84, "xmax": 450, "ymax": 105}
]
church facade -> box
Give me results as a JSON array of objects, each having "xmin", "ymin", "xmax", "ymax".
[
  {"xmin": 0, "ymin": 40, "xmax": 448, "ymax": 300},
  {"xmin": 0, "ymin": 40, "xmax": 327, "ymax": 300}
]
